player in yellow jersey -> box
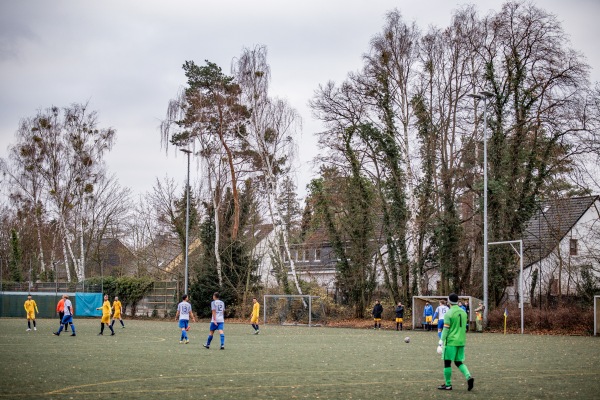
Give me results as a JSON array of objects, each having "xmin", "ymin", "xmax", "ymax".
[
  {"xmin": 96, "ymin": 294, "xmax": 115, "ymax": 336},
  {"xmin": 110, "ymin": 296, "xmax": 125, "ymax": 329},
  {"xmin": 250, "ymin": 297, "xmax": 260, "ymax": 334},
  {"xmin": 24, "ymin": 295, "xmax": 39, "ymax": 331}
]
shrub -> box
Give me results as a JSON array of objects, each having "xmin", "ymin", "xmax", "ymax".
[
  {"xmin": 488, "ymin": 303, "xmax": 594, "ymax": 334},
  {"xmin": 83, "ymin": 276, "xmax": 154, "ymax": 316}
]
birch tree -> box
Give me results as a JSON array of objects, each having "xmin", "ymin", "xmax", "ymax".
[
  {"xmin": 232, "ymin": 45, "xmax": 305, "ymax": 295},
  {"xmin": 2, "ymin": 104, "xmax": 115, "ymax": 281}
]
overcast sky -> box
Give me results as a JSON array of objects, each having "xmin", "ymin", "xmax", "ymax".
[{"xmin": 1, "ymin": 0, "xmax": 598, "ymax": 201}]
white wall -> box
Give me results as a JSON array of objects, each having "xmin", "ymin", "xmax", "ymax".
[
  {"xmin": 520, "ymin": 199, "xmax": 600, "ymax": 303},
  {"xmin": 253, "ymin": 229, "xmax": 278, "ymax": 289}
]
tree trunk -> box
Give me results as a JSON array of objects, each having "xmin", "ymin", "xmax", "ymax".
[
  {"xmin": 208, "ymin": 174, "xmax": 223, "ymax": 288},
  {"xmin": 216, "ymin": 110, "xmax": 240, "ymax": 240},
  {"xmin": 265, "ymin": 176, "xmax": 304, "ymax": 299},
  {"xmin": 60, "ymin": 215, "xmax": 81, "ymax": 282},
  {"xmin": 61, "ymin": 238, "xmax": 71, "ymax": 283},
  {"xmin": 79, "ymin": 206, "xmax": 85, "ymax": 281},
  {"xmin": 34, "ymin": 216, "xmax": 46, "ymax": 274}
]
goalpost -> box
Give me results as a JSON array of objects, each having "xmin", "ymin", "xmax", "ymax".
[
  {"xmin": 489, "ymin": 240, "xmax": 524, "ymax": 334},
  {"xmin": 412, "ymin": 295, "xmax": 481, "ymax": 331},
  {"xmin": 595, "ymin": 295, "xmax": 600, "ymax": 337},
  {"xmin": 263, "ymin": 295, "xmax": 322, "ymax": 327}
]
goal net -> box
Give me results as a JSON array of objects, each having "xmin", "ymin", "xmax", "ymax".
[
  {"xmin": 263, "ymin": 295, "xmax": 325, "ymax": 327},
  {"xmin": 595, "ymin": 296, "xmax": 600, "ymax": 336},
  {"xmin": 412, "ymin": 295, "xmax": 481, "ymax": 331}
]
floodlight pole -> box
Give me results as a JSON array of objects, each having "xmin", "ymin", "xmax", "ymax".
[
  {"xmin": 180, "ymin": 148, "xmax": 192, "ymax": 295},
  {"xmin": 468, "ymin": 90, "xmax": 494, "ymax": 329},
  {"xmin": 489, "ymin": 239, "xmax": 524, "ymax": 334}
]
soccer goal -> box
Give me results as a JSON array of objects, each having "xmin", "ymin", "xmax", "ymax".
[
  {"xmin": 595, "ymin": 295, "xmax": 600, "ymax": 337},
  {"xmin": 263, "ymin": 295, "xmax": 324, "ymax": 327},
  {"xmin": 412, "ymin": 295, "xmax": 481, "ymax": 331}
]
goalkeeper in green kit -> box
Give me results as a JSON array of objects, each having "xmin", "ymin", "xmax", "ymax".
[{"xmin": 437, "ymin": 293, "xmax": 475, "ymax": 391}]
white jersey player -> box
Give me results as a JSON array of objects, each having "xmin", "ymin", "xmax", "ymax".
[
  {"xmin": 433, "ymin": 300, "xmax": 450, "ymax": 339},
  {"xmin": 203, "ymin": 292, "xmax": 225, "ymax": 350}
]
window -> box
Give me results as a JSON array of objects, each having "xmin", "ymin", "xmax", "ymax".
[
  {"xmin": 550, "ymin": 275, "xmax": 559, "ymax": 295},
  {"xmin": 304, "ymin": 248, "xmax": 310, "ymax": 262},
  {"xmin": 106, "ymin": 253, "xmax": 120, "ymax": 267},
  {"xmin": 314, "ymin": 248, "xmax": 321, "ymax": 262},
  {"xmin": 570, "ymin": 239, "xmax": 578, "ymax": 256}
]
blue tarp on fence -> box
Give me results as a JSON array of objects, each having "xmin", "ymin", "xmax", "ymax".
[{"xmin": 74, "ymin": 293, "xmax": 102, "ymax": 317}]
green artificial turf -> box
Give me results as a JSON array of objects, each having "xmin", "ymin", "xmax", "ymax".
[{"xmin": 1, "ymin": 318, "xmax": 599, "ymax": 399}]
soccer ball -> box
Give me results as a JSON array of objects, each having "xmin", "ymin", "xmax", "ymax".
[{"xmin": 404, "ymin": 337, "xmax": 410, "ymax": 343}]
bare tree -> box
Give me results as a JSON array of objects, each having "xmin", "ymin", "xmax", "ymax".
[
  {"xmin": 83, "ymin": 174, "xmax": 132, "ymax": 276},
  {"xmin": 233, "ymin": 45, "xmax": 305, "ymax": 295},
  {"xmin": 1, "ymin": 117, "xmax": 49, "ymax": 275},
  {"xmin": 1, "ymin": 104, "xmax": 115, "ymax": 281}
]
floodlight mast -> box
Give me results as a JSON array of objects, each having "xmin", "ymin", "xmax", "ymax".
[
  {"xmin": 468, "ymin": 90, "xmax": 494, "ymax": 329},
  {"xmin": 179, "ymin": 148, "xmax": 192, "ymax": 295}
]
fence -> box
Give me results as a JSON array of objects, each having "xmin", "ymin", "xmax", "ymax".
[
  {"xmin": 133, "ymin": 281, "xmax": 178, "ymax": 318},
  {"xmin": 0, "ymin": 292, "xmax": 102, "ymax": 318},
  {"xmin": 0, "ymin": 281, "xmax": 103, "ymax": 293},
  {"xmin": 0, "ymin": 281, "xmax": 178, "ymax": 318}
]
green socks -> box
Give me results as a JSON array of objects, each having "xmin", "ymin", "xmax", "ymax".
[
  {"xmin": 458, "ymin": 364, "xmax": 471, "ymax": 379},
  {"xmin": 444, "ymin": 367, "xmax": 452, "ymax": 386},
  {"xmin": 444, "ymin": 364, "xmax": 471, "ymax": 386}
]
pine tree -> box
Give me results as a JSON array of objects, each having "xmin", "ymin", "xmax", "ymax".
[{"xmin": 9, "ymin": 229, "xmax": 23, "ymax": 282}]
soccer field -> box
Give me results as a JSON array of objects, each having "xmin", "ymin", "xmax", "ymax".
[{"xmin": 1, "ymin": 318, "xmax": 599, "ymax": 399}]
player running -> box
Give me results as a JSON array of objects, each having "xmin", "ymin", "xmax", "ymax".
[
  {"xmin": 250, "ymin": 297, "xmax": 260, "ymax": 334},
  {"xmin": 203, "ymin": 292, "xmax": 225, "ymax": 350},
  {"xmin": 111, "ymin": 296, "xmax": 125, "ymax": 329},
  {"xmin": 96, "ymin": 294, "xmax": 115, "ymax": 336},
  {"xmin": 24, "ymin": 295, "xmax": 39, "ymax": 331},
  {"xmin": 53, "ymin": 295, "xmax": 76, "ymax": 336},
  {"xmin": 437, "ymin": 293, "xmax": 474, "ymax": 391},
  {"xmin": 432, "ymin": 300, "xmax": 450, "ymax": 339},
  {"xmin": 175, "ymin": 294, "xmax": 196, "ymax": 344}
]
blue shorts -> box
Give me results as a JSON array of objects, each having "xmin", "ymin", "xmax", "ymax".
[
  {"xmin": 179, "ymin": 319, "xmax": 189, "ymax": 329},
  {"xmin": 438, "ymin": 319, "xmax": 445, "ymax": 330},
  {"xmin": 209, "ymin": 322, "xmax": 224, "ymax": 332},
  {"xmin": 62, "ymin": 315, "xmax": 73, "ymax": 324}
]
